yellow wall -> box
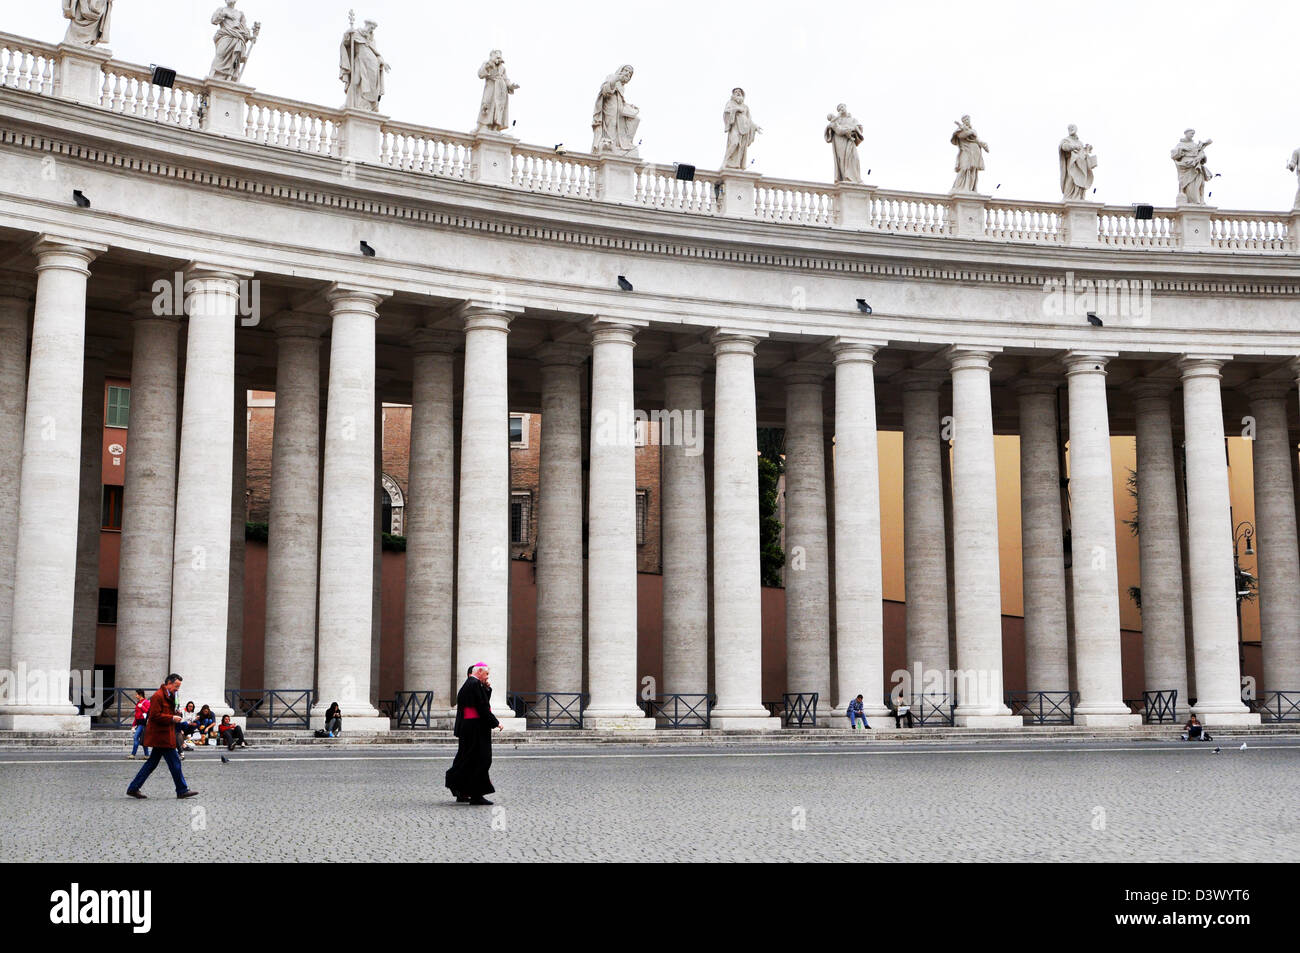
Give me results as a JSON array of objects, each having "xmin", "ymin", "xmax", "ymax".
[{"xmin": 877, "ymin": 429, "xmax": 1260, "ymax": 640}]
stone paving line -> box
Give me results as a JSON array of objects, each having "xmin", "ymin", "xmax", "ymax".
[{"xmin": 3, "ymin": 742, "xmax": 1297, "ymax": 862}]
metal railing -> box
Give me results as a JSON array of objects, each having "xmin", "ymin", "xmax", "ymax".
[
  {"xmin": 90, "ymin": 687, "xmax": 140, "ymax": 728},
  {"xmin": 1142, "ymin": 689, "xmax": 1179, "ymax": 724},
  {"xmin": 225, "ymin": 689, "xmax": 313, "ymax": 729},
  {"xmin": 1006, "ymin": 690, "xmax": 1078, "ymax": 725},
  {"xmin": 640, "ymin": 694, "xmax": 714, "ymax": 728},
  {"xmin": 506, "ymin": 691, "xmax": 586, "ymax": 729},
  {"xmin": 776, "ymin": 692, "xmax": 819, "ymax": 728},
  {"xmin": 892, "ymin": 692, "xmax": 955, "ymax": 727},
  {"xmin": 393, "ymin": 691, "xmax": 435, "ymax": 729},
  {"xmin": 1257, "ymin": 690, "xmax": 1300, "ymax": 723},
  {"xmin": 376, "ymin": 698, "xmax": 396, "ymax": 720}
]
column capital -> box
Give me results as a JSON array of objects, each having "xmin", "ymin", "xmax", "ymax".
[
  {"xmin": 1238, "ymin": 377, "xmax": 1295, "ymax": 403},
  {"xmin": 660, "ymin": 352, "xmax": 711, "ymax": 377},
  {"xmin": 1013, "ymin": 375, "xmax": 1060, "ymax": 398},
  {"xmin": 710, "ymin": 328, "xmax": 764, "ymax": 356},
  {"xmin": 27, "ymin": 235, "xmax": 108, "ymax": 273},
  {"xmin": 184, "ymin": 261, "xmax": 256, "ymax": 284},
  {"xmin": 775, "ymin": 361, "xmax": 832, "ymax": 387},
  {"xmin": 945, "ymin": 345, "xmax": 1001, "ymax": 372},
  {"xmin": 271, "ymin": 312, "xmax": 326, "ymax": 340},
  {"xmin": 1178, "ymin": 354, "xmax": 1232, "ymax": 380},
  {"xmin": 589, "ymin": 320, "xmax": 640, "ymax": 347},
  {"xmin": 535, "ymin": 341, "xmax": 589, "ymax": 367},
  {"xmin": 456, "ymin": 300, "xmax": 521, "ymax": 332},
  {"xmin": 898, "ymin": 369, "xmax": 948, "ymax": 392},
  {"xmin": 830, "ymin": 337, "xmax": 884, "ymax": 363},
  {"xmin": 327, "ymin": 283, "xmax": 392, "ymax": 316},
  {"xmin": 408, "ymin": 327, "xmax": 460, "ymax": 354},
  {"xmin": 1126, "ymin": 377, "xmax": 1178, "ymax": 402},
  {"xmin": 1062, "ymin": 351, "xmax": 1118, "ymax": 375},
  {"xmin": 1288, "ymin": 355, "xmax": 1300, "ymax": 383}
]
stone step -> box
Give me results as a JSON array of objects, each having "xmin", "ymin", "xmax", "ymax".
[{"xmin": 3, "ymin": 723, "xmax": 1296, "ymax": 749}]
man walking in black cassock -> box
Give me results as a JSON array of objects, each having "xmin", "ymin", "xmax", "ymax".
[{"xmin": 446, "ymin": 663, "xmax": 502, "ymax": 804}]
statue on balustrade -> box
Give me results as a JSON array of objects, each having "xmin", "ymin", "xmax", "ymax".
[
  {"xmin": 1171, "ymin": 129, "xmax": 1213, "ymax": 205},
  {"xmin": 476, "ymin": 50, "xmax": 519, "ymax": 134},
  {"xmin": 209, "ymin": 1, "xmax": 259, "ymax": 83},
  {"xmin": 1286, "ymin": 146, "xmax": 1300, "ymax": 208},
  {"xmin": 61, "ymin": 0, "xmax": 112, "ymax": 46},
  {"xmin": 950, "ymin": 114, "xmax": 989, "ymax": 193},
  {"xmin": 591, "ymin": 65, "xmax": 640, "ymax": 156},
  {"xmin": 339, "ymin": 14, "xmax": 389, "ymax": 113},
  {"xmin": 722, "ymin": 88, "xmax": 761, "ymax": 170},
  {"xmin": 1058, "ymin": 124, "xmax": 1097, "ymax": 200},
  {"xmin": 824, "ymin": 104, "xmax": 864, "ymax": 184}
]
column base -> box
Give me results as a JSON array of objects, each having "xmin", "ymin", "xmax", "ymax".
[
  {"xmin": 828, "ymin": 705, "xmax": 891, "ymax": 722},
  {"xmin": 583, "ymin": 710, "xmax": 655, "ymax": 730},
  {"xmin": 1074, "ymin": 712, "xmax": 1143, "ymax": 727},
  {"xmin": 953, "ymin": 712, "xmax": 1024, "ymax": 728},
  {"xmin": 1193, "ymin": 709, "xmax": 1262, "ymax": 727},
  {"xmin": 310, "ymin": 714, "xmax": 391, "ymax": 733},
  {"xmin": 710, "ymin": 711, "xmax": 784, "ymax": 731},
  {"xmin": 494, "ymin": 716, "xmax": 527, "ymax": 732},
  {"xmin": 0, "ymin": 711, "xmax": 91, "ymax": 731}
]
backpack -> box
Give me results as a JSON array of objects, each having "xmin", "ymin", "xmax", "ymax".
[{"xmin": 314, "ymin": 728, "xmax": 329, "ymax": 738}]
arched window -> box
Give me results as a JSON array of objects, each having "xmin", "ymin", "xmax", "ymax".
[{"xmin": 380, "ymin": 473, "xmax": 405, "ymax": 535}]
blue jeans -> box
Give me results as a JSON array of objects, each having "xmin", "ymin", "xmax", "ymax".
[
  {"xmin": 848, "ymin": 712, "xmax": 870, "ymax": 728},
  {"xmin": 128, "ymin": 747, "xmax": 189, "ymax": 795},
  {"xmin": 130, "ymin": 723, "xmax": 149, "ymax": 756}
]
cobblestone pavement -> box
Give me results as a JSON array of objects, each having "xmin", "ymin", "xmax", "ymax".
[{"xmin": 4, "ymin": 739, "xmax": 1298, "ymax": 862}]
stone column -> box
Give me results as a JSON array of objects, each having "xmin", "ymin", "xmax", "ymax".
[
  {"xmin": 402, "ymin": 329, "xmax": 457, "ymax": 709},
  {"xmin": 1016, "ymin": 378, "xmax": 1070, "ymax": 694},
  {"xmin": 711, "ymin": 331, "xmax": 779, "ymax": 729},
  {"xmin": 225, "ymin": 380, "xmax": 248, "ymax": 690},
  {"xmin": 831, "ymin": 340, "xmax": 888, "ymax": 721},
  {"xmin": 780, "ymin": 363, "xmax": 831, "ymax": 716},
  {"xmin": 947, "ymin": 346, "xmax": 1017, "ymax": 726},
  {"xmin": 661, "ymin": 355, "xmax": 710, "ymax": 696},
  {"xmin": 70, "ymin": 339, "xmax": 111, "ymax": 679},
  {"xmin": 902, "ymin": 372, "xmax": 951, "ymax": 699},
  {"xmin": 311, "ymin": 284, "xmax": 391, "ymax": 731},
  {"xmin": 168, "ymin": 265, "xmax": 248, "ymax": 718},
  {"xmin": 0, "ymin": 273, "xmax": 34, "ymax": 674},
  {"xmin": 1246, "ymin": 377, "xmax": 1300, "ymax": 694},
  {"xmin": 263, "ymin": 317, "xmax": 322, "ymax": 692},
  {"xmin": 455, "ymin": 303, "xmax": 523, "ymax": 726},
  {"xmin": 371, "ymin": 396, "xmax": 383, "ymax": 707},
  {"xmin": 1063, "ymin": 353, "xmax": 1139, "ymax": 725},
  {"xmin": 1179, "ymin": 356, "xmax": 1258, "ymax": 724},
  {"xmin": 114, "ymin": 312, "xmax": 180, "ymax": 691},
  {"xmin": 1130, "ymin": 379, "xmax": 1190, "ymax": 712},
  {"xmin": 585, "ymin": 320, "xmax": 651, "ymax": 727},
  {"xmin": 0, "ymin": 237, "xmax": 104, "ymax": 731},
  {"xmin": 535, "ymin": 343, "xmax": 587, "ymax": 694}
]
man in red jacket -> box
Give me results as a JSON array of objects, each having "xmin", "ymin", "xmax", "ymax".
[{"xmin": 126, "ymin": 674, "xmax": 199, "ymax": 799}]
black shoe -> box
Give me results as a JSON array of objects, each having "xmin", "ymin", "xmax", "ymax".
[
  {"xmin": 127, "ymin": 789, "xmax": 147, "ymax": 799},
  {"xmin": 469, "ymin": 796, "xmax": 493, "ymax": 806},
  {"xmin": 177, "ymin": 790, "xmax": 199, "ymax": 799},
  {"xmin": 456, "ymin": 795, "xmax": 471, "ymax": 803}
]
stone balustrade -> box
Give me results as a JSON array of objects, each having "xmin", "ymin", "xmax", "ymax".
[
  {"xmin": 0, "ymin": 32, "xmax": 57, "ymax": 95},
  {"xmin": 4, "ymin": 29, "xmax": 1298, "ymax": 255}
]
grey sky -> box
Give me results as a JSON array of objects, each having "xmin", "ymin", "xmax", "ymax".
[{"xmin": 8, "ymin": 0, "xmax": 1298, "ymax": 211}]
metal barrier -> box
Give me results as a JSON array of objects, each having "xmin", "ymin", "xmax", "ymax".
[
  {"xmin": 1257, "ymin": 690, "xmax": 1300, "ymax": 723},
  {"xmin": 1006, "ymin": 690, "xmax": 1077, "ymax": 725},
  {"xmin": 1142, "ymin": 689, "xmax": 1179, "ymax": 724},
  {"xmin": 640, "ymin": 694, "xmax": 713, "ymax": 728},
  {"xmin": 780, "ymin": 692, "xmax": 819, "ymax": 728},
  {"xmin": 393, "ymin": 691, "xmax": 434, "ymax": 728},
  {"xmin": 225, "ymin": 689, "xmax": 313, "ymax": 729},
  {"xmin": 906, "ymin": 692, "xmax": 955, "ymax": 727},
  {"xmin": 506, "ymin": 691, "xmax": 585, "ymax": 729},
  {"xmin": 90, "ymin": 687, "xmax": 140, "ymax": 729}
]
